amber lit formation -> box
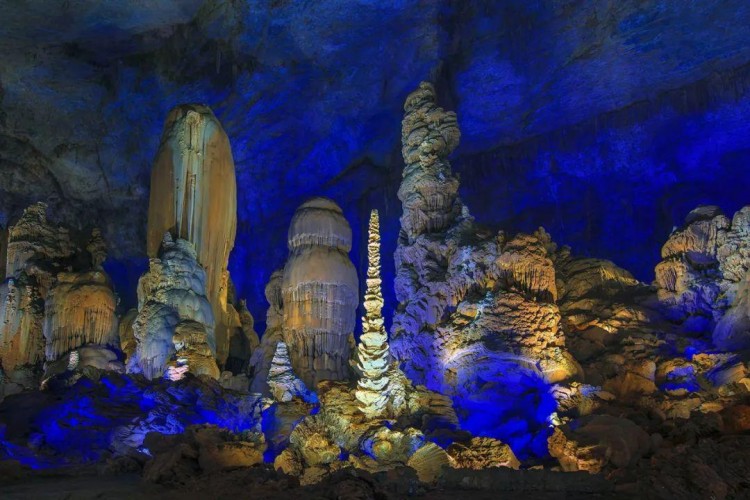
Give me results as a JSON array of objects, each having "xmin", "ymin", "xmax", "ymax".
[
  {"xmin": 146, "ymin": 104, "xmax": 238, "ymax": 364},
  {"xmin": 281, "ymin": 197, "xmax": 359, "ymax": 387},
  {"xmin": 355, "ymin": 209, "xmax": 390, "ymax": 417}
]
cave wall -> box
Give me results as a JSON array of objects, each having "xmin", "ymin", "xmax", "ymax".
[{"xmin": 1, "ymin": 1, "xmax": 749, "ymax": 327}]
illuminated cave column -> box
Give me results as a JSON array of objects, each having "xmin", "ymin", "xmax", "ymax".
[
  {"xmin": 281, "ymin": 197, "xmax": 359, "ymax": 387},
  {"xmin": 398, "ymin": 82, "xmax": 462, "ymax": 243},
  {"xmin": 355, "ymin": 209, "xmax": 391, "ymax": 418},
  {"xmin": 146, "ymin": 104, "xmax": 237, "ymax": 365}
]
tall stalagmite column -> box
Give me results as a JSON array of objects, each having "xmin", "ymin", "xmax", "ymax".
[
  {"xmin": 397, "ymin": 82, "xmax": 462, "ymax": 243},
  {"xmin": 281, "ymin": 197, "xmax": 359, "ymax": 387},
  {"xmin": 355, "ymin": 209, "xmax": 390, "ymax": 418},
  {"xmin": 146, "ymin": 104, "xmax": 238, "ymax": 364}
]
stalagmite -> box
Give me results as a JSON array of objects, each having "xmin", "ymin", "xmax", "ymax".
[
  {"xmin": 281, "ymin": 197, "xmax": 359, "ymax": 387},
  {"xmin": 0, "ymin": 278, "xmax": 44, "ymax": 372},
  {"xmin": 1, "ymin": 203, "xmax": 115, "ymax": 379},
  {"xmin": 146, "ymin": 104, "xmax": 239, "ymax": 366},
  {"xmin": 248, "ymin": 269, "xmax": 285, "ymax": 394},
  {"xmin": 131, "ymin": 234, "xmax": 218, "ymax": 380},
  {"xmin": 655, "ymin": 205, "xmax": 750, "ymax": 347},
  {"xmin": 267, "ymin": 341, "xmax": 315, "ymax": 403},
  {"xmin": 398, "ymin": 82, "xmax": 462, "ymax": 242},
  {"xmin": 390, "ymin": 84, "xmax": 577, "ymax": 461},
  {"xmin": 355, "ymin": 209, "xmax": 390, "ymax": 418}
]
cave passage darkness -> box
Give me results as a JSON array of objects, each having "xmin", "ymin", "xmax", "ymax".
[{"xmin": 2, "ymin": 1, "xmax": 750, "ymax": 332}]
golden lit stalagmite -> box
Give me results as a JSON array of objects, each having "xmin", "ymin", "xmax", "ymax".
[
  {"xmin": 355, "ymin": 209, "xmax": 391, "ymax": 418},
  {"xmin": 281, "ymin": 197, "xmax": 359, "ymax": 387},
  {"xmin": 146, "ymin": 104, "xmax": 238, "ymax": 365}
]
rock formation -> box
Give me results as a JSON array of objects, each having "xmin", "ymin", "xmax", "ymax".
[
  {"xmin": 0, "ymin": 203, "xmax": 120, "ymax": 386},
  {"xmin": 391, "ymin": 84, "xmax": 577, "ymax": 456},
  {"xmin": 146, "ymin": 104, "xmax": 239, "ymax": 367},
  {"xmin": 267, "ymin": 341, "xmax": 316, "ymax": 403},
  {"xmin": 354, "ymin": 210, "xmax": 391, "ymax": 418},
  {"xmin": 130, "ymin": 234, "xmax": 219, "ymax": 380},
  {"xmin": 248, "ymin": 269, "xmax": 285, "ymax": 394},
  {"xmin": 280, "ymin": 197, "xmax": 359, "ymax": 387},
  {"xmin": 42, "ymin": 271, "xmax": 119, "ymax": 363},
  {"xmin": 655, "ymin": 205, "xmax": 750, "ymax": 349},
  {"xmin": 398, "ymin": 82, "xmax": 462, "ymax": 242}
]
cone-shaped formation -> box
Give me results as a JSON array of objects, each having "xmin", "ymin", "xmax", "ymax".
[
  {"xmin": 131, "ymin": 234, "xmax": 219, "ymax": 380},
  {"xmin": 355, "ymin": 210, "xmax": 390, "ymax": 418},
  {"xmin": 267, "ymin": 341, "xmax": 315, "ymax": 403},
  {"xmin": 281, "ymin": 197, "xmax": 359, "ymax": 387},
  {"xmin": 146, "ymin": 104, "xmax": 239, "ymax": 366}
]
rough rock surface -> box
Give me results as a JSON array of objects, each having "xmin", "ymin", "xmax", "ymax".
[
  {"xmin": 0, "ymin": 372, "xmax": 263, "ymax": 467},
  {"xmin": 355, "ymin": 209, "xmax": 391, "ymax": 418},
  {"xmin": 391, "ymin": 84, "xmax": 577, "ymax": 457},
  {"xmin": 267, "ymin": 341, "xmax": 315, "ymax": 404},
  {"xmin": 447, "ymin": 437, "xmax": 520, "ymax": 470},
  {"xmin": 130, "ymin": 235, "xmax": 218, "ymax": 380},
  {"xmin": 655, "ymin": 205, "xmax": 750, "ymax": 348},
  {"xmin": 280, "ymin": 197, "xmax": 358, "ymax": 387},
  {"xmin": 143, "ymin": 425, "xmax": 266, "ymax": 485},
  {"xmin": 548, "ymin": 415, "xmax": 651, "ymax": 473},
  {"xmin": 0, "ymin": 203, "xmax": 119, "ymax": 387}
]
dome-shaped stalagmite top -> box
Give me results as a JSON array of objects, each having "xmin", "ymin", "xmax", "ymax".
[{"xmin": 287, "ymin": 197, "xmax": 353, "ymax": 253}]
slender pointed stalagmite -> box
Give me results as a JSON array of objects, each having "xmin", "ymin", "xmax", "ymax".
[{"xmin": 355, "ymin": 209, "xmax": 390, "ymax": 418}]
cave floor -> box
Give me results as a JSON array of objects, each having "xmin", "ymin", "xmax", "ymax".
[{"xmin": 1, "ymin": 471, "xmax": 625, "ymax": 500}]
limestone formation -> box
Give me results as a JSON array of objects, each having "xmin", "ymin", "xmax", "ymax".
[
  {"xmin": 398, "ymin": 82, "xmax": 461, "ymax": 242},
  {"xmin": 355, "ymin": 209, "xmax": 391, "ymax": 418},
  {"xmin": 267, "ymin": 341, "xmax": 315, "ymax": 403},
  {"xmin": 248, "ymin": 269, "xmax": 284, "ymax": 394},
  {"xmin": 548, "ymin": 415, "xmax": 651, "ymax": 473},
  {"xmin": 0, "ymin": 203, "xmax": 118, "ymax": 381},
  {"xmin": 447, "ymin": 437, "xmax": 520, "ymax": 470},
  {"xmin": 5, "ymin": 203, "xmax": 76, "ymax": 285},
  {"xmin": 0, "ymin": 278, "xmax": 44, "ymax": 373},
  {"xmin": 281, "ymin": 197, "xmax": 358, "ymax": 387},
  {"xmin": 43, "ymin": 271, "xmax": 119, "ymax": 362},
  {"xmin": 655, "ymin": 205, "xmax": 750, "ymax": 348},
  {"xmin": 118, "ymin": 308, "xmax": 138, "ymax": 362},
  {"xmin": 146, "ymin": 104, "xmax": 238, "ymax": 366},
  {"xmin": 131, "ymin": 235, "xmax": 218, "ymax": 380},
  {"xmin": 391, "ymin": 84, "xmax": 577, "ymax": 430}
]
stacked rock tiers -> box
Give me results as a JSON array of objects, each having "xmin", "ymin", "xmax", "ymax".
[{"xmin": 281, "ymin": 197, "xmax": 359, "ymax": 387}]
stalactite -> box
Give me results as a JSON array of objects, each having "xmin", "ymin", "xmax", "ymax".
[{"xmin": 43, "ymin": 271, "xmax": 119, "ymax": 361}]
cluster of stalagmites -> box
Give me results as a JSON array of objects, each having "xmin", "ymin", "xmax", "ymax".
[
  {"xmin": 0, "ymin": 203, "xmax": 121, "ymax": 397},
  {"xmin": 3, "ymin": 91, "xmax": 750, "ymax": 497},
  {"xmin": 655, "ymin": 205, "xmax": 750, "ymax": 349},
  {"xmin": 392, "ymin": 82, "xmax": 579, "ymax": 403}
]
